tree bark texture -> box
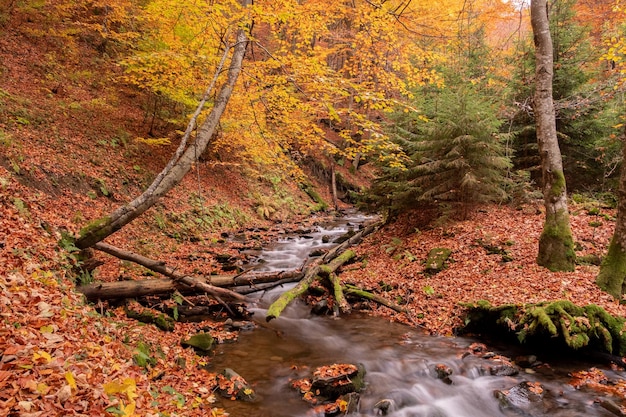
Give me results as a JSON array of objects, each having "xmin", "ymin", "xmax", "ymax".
[
  {"xmin": 75, "ymin": 21, "xmax": 250, "ymax": 249},
  {"xmin": 530, "ymin": 0, "xmax": 575, "ymax": 272},
  {"xmin": 90, "ymin": 242, "xmax": 249, "ymax": 302},
  {"xmin": 597, "ymin": 138, "xmax": 626, "ymax": 298}
]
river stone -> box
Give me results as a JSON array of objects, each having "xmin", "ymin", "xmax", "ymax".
[
  {"xmin": 311, "ymin": 363, "xmax": 366, "ymax": 399},
  {"xmin": 494, "ymin": 381, "xmax": 546, "ymax": 415},
  {"xmin": 373, "ymin": 398, "xmax": 397, "ymax": 416},
  {"xmin": 432, "ymin": 363, "xmax": 453, "ymax": 385},
  {"xmin": 181, "ymin": 333, "xmax": 215, "ymax": 354},
  {"xmin": 322, "ymin": 392, "xmax": 360, "ymax": 416},
  {"xmin": 217, "ymin": 368, "xmax": 256, "ymax": 401}
]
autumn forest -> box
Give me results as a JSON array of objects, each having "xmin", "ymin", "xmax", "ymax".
[{"xmin": 4, "ymin": 0, "xmax": 626, "ymax": 415}]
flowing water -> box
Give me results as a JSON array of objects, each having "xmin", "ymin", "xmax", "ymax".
[{"xmin": 211, "ymin": 212, "xmax": 624, "ymax": 417}]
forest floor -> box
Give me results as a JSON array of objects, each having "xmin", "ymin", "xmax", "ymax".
[{"xmin": 2, "ymin": 11, "xmax": 626, "ymax": 416}]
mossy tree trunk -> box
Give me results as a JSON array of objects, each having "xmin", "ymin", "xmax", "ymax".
[
  {"xmin": 531, "ymin": 0, "xmax": 575, "ymax": 272},
  {"xmin": 597, "ymin": 139, "xmax": 626, "ymax": 298},
  {"xmin": 75, "ymin": 10, "xmax": 250, "ymax": 249}
]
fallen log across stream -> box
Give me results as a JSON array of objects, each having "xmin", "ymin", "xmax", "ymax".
[{"xmin": 77, "ymin": 220, "xmax": 405, "ymax": 323}]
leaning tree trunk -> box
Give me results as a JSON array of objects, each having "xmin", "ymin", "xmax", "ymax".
[
  {"xmin": 531, "ymin": 0, "xmax": 575, "ymax": 272},
  {"xmin": 597, "ymin": 138, "xmax": 626, "ymax": 298},
  {"xmin": 75, "ymin": 13, "xmax": 250, "ymax": 249}
]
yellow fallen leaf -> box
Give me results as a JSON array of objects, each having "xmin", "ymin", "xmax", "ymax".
[
  {"xmin": 119, "ymin": 401, "xmax": 136, "ymax": 417},
  {"xmin": 104, "ymin": 378, "xmax": 137, "ymax": 402},
  {"xmin": 40, "ymin": 325, "xmax": 54, "ymax": 334},
  {"xmin": 36, "ymin": 382, "xmax": 50, "ymax": 395},
  {"xmin": 33, "ymin": 350, "xmax": 52, "ymax": 364},
  {"xmin": 65, "ymin": 371, "xmax": 77, "ymax": 391}
]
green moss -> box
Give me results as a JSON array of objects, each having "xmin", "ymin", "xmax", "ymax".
[
  {"xmin": 424, "ymin": 247, "xmax": 452, "ymax": 273},
  {"xmin": 460, "ymin": 300, "xmax": 626, "ymax": 355},
  {"xmin": 537, "ymin": 209, "xmax": 575, "ymax": 271},
  {"xmin": 77, "ymin": 216, "xmax": 111, "ymax": 248},
  {"xmin": 181, "ymin": 333, "xmax": 215, "ymax": 353},
  {"xmin": 300, "ymin": 182, "xmax": 328, "ymax": 211},
  {"xmin": 126, "ymin": 308, "xmax": 175, "ymax": 331},
  {"xmin": 550, "ymin": 170, "xmax": 566, "ymax": 197},
  {"xmin": 596, "ymin": 237, "xmax": 626, "ymax": 299}
]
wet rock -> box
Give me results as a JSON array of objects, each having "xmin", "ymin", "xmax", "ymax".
[
  {"xmin": 515, "ymin": 354, "xmax": 539, "ymax": 368},
  {"xmin": 432, "ymin": 363, "xmax": 453, "ymax": 385},
  {"xmin": 339, "ymin": 392, "xmax": 360, "ymax": 414},
  {"xmin": 224, "ymin": 318, "xmax": 255, "ymax": 331},
  {"xmin": 488, "ymin": 359, "xmax": 519, "ymax": 376},
  {"xmin": 311, "ymin": 299, "xmax": 330, "ymax": 315},
  {"xmin": 600, "ymin": 398, "xmax": 626, "ymax": 416},
  {"xmin": 320, "ymin": 392, "xmax": 361, "ymax": 416},
  {"xmin": 311, "ymin": 363, "xmax": 366, "ymax": 398},
  {"xmin": 216, "ymin": 368, "xmax": 256, "ymax": 401},
  {"xmin": 291, "ymin": 363, "xmax": 366, "ymax": 412},
  {"xmin": 494, "ymin": 381, "xmax": 546, "ymax": 415},
  {"xmin": 181, "ymin": 332, "xmax": 215, "ymax": 355},
  {"xmin": 373, "ymin": 398, "xmax": 396, "ymax": 416},
  {"xmin": 310, "ymin": 249, "xmax": 327, "ymax": 257}
]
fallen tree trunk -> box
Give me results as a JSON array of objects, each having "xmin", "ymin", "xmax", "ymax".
[
  {"xmin": 265, "ymin": 250, "xmax": 356, "ymax": 321},
  {"xmin": 328, "ymin": 273, "xmax": 351, "ymax": 315},
  {"xmin": 78, "ymin": 269, "xmax": 303, "ymax": 300},
  {"xmin": 343, "ymin": 284, "xmax": 407, "ymax": 314},
  {"xmin": 88, "ymin": 242, "xmax": 249, "ymax": 303}
]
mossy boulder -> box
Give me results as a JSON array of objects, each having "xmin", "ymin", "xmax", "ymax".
[
  {"xmin": 424, "ymin": 247, "xmax": 452, "ymax": 274},
  {"xmin": 460, "ymin": 300, "xmax": 626, "ymax": 356},
  {"xmin": 181, "ymin": 333, "xmax": 215, "ymax": 354}
]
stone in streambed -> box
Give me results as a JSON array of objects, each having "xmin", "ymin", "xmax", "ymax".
[
  {"xmin": 181, "ymin": 332, "xmax": 215, "ymax": 355},
  {"xmin": 216, "ymin": 368, "xmax": 256, "ymax": 401}
]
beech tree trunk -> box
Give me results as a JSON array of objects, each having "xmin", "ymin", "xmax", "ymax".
[
  {"xmin": 530, "ymin": 0, "xmax": 575, "ymax": 272},
  {"xmin": 75, "ymin": 11, "xmax": 250, "ymax": 250},
  {"xmin": 597, "ymin": 138, "xmax": 626, "ymax": 298}
]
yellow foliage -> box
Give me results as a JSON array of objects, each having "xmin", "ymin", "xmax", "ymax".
[{"xmin": 135, "ymin": 137, "xmax": 171, "ymax": 146}]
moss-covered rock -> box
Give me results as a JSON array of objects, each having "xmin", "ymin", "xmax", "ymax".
[
  {"xmin": 126, "ymin": 307, "xmax": 176, "ymax": 331},
  {"xmin": 597, "ymin": 238, "xmax": 626, "ymax": 299},
  {"xmin": 460, "ymin": 300, "xmax": 626, "ymax": 356},
  {"xmin": 181, "ymin": 333, "xmax": 215, "ymax": 354},
  {"xmin": 424, "ymin": 247, "xmax": 452, "ymax": 274}
]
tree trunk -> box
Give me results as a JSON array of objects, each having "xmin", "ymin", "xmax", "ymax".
[
  {"xmin": 75, "ymin": 13, "xmax": 250, "ymax": 249},
  {"xmin": 597, "ymin": 138, "xmax": 626, "ymax": 298},
  {"xmin": 331, "ymin": 163, "xmax": 338, "ymax": 211},
  {"xmin": 530, "ymin": 0, "xmax": 575, "ymax": 272},
  {"xmin": 91, "ymin": 242, "xmax": 249, "ymax": 302},
  {"xmin": 78, "ymin": 270, "xmax": 303, "ymax": 301}
]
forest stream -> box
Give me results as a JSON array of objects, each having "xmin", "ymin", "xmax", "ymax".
[{"xmin": 209, "ymin": 212, "xmax": 625, "ymax": 417}]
